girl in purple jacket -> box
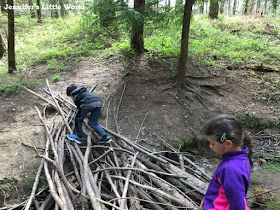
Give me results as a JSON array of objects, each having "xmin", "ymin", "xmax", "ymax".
[{"xmin": 200, "ymin": 115, "xmax": 252, "ymax": 210}]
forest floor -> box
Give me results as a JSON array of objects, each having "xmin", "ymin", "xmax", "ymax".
[{"xmin": 1, "ymin": 52, "xmax": 280, "ymax": 208}]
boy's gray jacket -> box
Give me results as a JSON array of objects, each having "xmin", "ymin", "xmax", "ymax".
[{"xmin": 71, "ymin": 87, "xmax": 103, "ymax": 109}]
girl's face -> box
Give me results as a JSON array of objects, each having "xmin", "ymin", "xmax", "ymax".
[{"xmin": 208, "ymin": 139, "xmax": 231, "ymax": 156}]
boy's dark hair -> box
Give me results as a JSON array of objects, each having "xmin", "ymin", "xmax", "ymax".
[
  {"xmin": 201, "ymin": 115, "xmax": 253, "ymax": 165},
  {"xmin": 66, "ymin": 84, "xmax": 78, "ymax": 96}
]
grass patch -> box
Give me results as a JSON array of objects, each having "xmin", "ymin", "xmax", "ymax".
[{"xmin": 261, "ymin": 163, "xmax": 280, "ymax": 171}]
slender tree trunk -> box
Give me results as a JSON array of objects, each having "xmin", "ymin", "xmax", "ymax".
[
  {"xmin": 176, "ymin": 0, "xmax": 194, "ymax": 88},
  {"xmin": 255, "ymin": 0, "xmax": 261, "ymax": 13},
  {"xmin": 37, "ymin": 0, "xmax": 42, "ymax": 23},
  {"xmin": 272, "ymin": 0, "xmax": 277, "ymax": 13},
  {"xmin": 28, "ymin": 0, "xmax": 36, "ymax": 18},
  {"xmin": 209, "ymin": 0, "xmax": 219, "ymax": 19},
  {"xmin": 7, "ymin": 0, "xmax": 16, "ymax": 73},
  {"xmin": 264, "ymin": 0, "xmax": 268, "ymax": 14},
  {"xmin": 244, "ymin": 0, "xmax": 249, "ymax": 14},
  {"xmin": 1, "ymin": 0, "xmax": 6, "ymax": 12},
  {"xmin": 228, "ymin": 0, "xmax": 231, "ymax": 15},
  {"xmin": 219, "ymin": 1, "xmax": 224, "ymax": 14},
  {"xmin": 199, "ymin": 2, "xmax": 204, "ymax": 13},
  {"xmin": 233, "ymin": 0, "xmax": 237, "ymax": 15},
  {"xmin": 131, "ymin": 0, "xmax": 145, "ymax": 53},
  {"xmin": 249, "ymin": 0, "xmax": 255, "ymax": 14},
  {"xmin": 51, "ymin": 0, "xmax": 59, "ymax": 18},
  {"xmin": 0, "ymin": 33, "xmax": 6, "ymax": 58},
  {"xmin": 59, "ymin": 0, "xmax": 66, "ymax": 17}
]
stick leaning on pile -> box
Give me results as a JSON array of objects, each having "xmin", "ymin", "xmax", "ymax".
[{"xmin": 20, "ymin": 79, "xmax": 209, "ymax": 210}]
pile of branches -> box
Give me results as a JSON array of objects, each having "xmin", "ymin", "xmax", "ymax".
[{"xmin": 11, "ymin": 80, "xmax": 210, "ymax": 210}]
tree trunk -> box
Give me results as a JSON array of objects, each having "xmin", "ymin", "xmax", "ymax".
[
  {"xmin": 209, "ymin": 0, "xmax": 219, "ymax": 19},
  {"xmin": 7, "ymin": 0, "xmax": 16, "ymax": 73},
  {"xmin": 219, "ymin": 1, "xmax": 224, "ymax": 14},
  {"xmin": 272, "ymin": 0, "xmax": 277, "ymax": 13},
  {"xmin": 233, "ymin": 0, "xmax": 237, "ymax": 15},
  {"xmin": 37, "ymin": 0, "xmax": 42, "ymax": 23},
  {"xmin": 255, "ymin": 0, "xmax": 261, "ymax": 13},
  {"xmin": 264, "ymin": 0, "xmax": 268, "ymax": 14},
  {"xmin": 51, "ymin": 0, "xmax": 59, "ymax": 18},
  {"xmin": 131, "ymin": 0, "xmax": 145, "ymax": 53},
  {"xmin": 1, "ymin": 0, "xmax": 6, "ymax": 12},
  {"xmin": 59, "ymin": 0, "xmax": 66, "ymax": 17},
  {"xmin": 175, "ymin": 0, "xmax": 194, "ymax": 88},
  {"xmin": 0, "ymin": 33, "xmax": 6, "ymax": 58},
  {"xmin": 249, "ymin": 0, "xmax": 255, "ymax": 14},
  {"xmin": 244, "ymin": 0, "xmax": 249, "ymax": 14},
  {"xmin": 28, "ymin": 0, "xmax": 36, "ymax": 18}
]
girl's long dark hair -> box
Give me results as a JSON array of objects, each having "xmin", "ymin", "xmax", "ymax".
[{"xmin": 201, "ymin": 115, "xmax": 253, "ymax": 167}]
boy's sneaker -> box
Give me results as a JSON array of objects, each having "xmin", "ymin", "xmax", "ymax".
[
  {"xmin": 67, "ymin": 134, "xmax": 82, "ymax": 144},
  {"xmin": 99, "ymin": 135, "xmax": 111, "ymax": 143}
]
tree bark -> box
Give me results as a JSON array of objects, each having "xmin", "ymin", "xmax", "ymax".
[
  {"xmin": 7, "ymin": 0, "xmax": 16, "ymax": 74},
  {"xmin": 209, "ymin": 0, "xmax": 219, "ymax": 19},
  {"xmin": 175, "ymin": 0, "xmax": 194, "ymax": 88},
  {"xmin": 244, "ymin": 0, "xmax": 249, "ymax": 14},
  {"xmin": 36, "ymin": 0, "xmax": 42, "ymax": 23},
  {"xmin": 28, "ymin": 0, "xmax": 36, "ymax": 18},
  {"xmin": 255, "ymin": 0, "xmax": 261, "ymax": 13},
  {"xmin": 1, "ymin": 0, "xmax": 6, "ymax": 12},
  {"xmin": 219, "ymin": 1, "xmax": 224, "ymax": 14},
  {"xmin": 0, "ymin": 33, "xmax": 6, "ymax": 58},
  {"xmin": 272, "ymin": 0, "xmax": 277, "ymax": 13},
  {"xmin": 233, "ymin": 0, "xmax": 237, "ymax": 15},
  {"xmin": 51, "ymin": 0, "xmax": 59, "ymax": 18},
  {"xmin": 131, "ymin": 0, "xmax": 145, "ymax": 53},
  {"xmin": 59, "ymin": 0, "xmax": 66, "ymax": 17}
]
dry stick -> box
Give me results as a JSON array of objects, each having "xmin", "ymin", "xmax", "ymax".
[
  {"xmin": 136, "ymin": 111, "xmax": 150, "ymax": 140},
  {"xmin": 43, "ymin": 88, "xmax": 73, "ymax": 111},
  {"xmin": 103, "ymin": 168, "xmax": 122, "ymax": 206},
  {"xmin": 103, "ymin": 75, "xmax": 135, "ymax": 107},
  {"xmin": 45, "ymin": 79, "xmax": 73, "ymax": 134},
  {"xmin": 84, "ymin": 134, "xmax": 103, "ymax": 210},
  {"xmin": 247, "ymin": 187, "xmax": 280, "ymax": 199},
  {"xmin": 65, "ymin": 142, "xmax": 83, "ymax": 187},
  {"xmin": 103, "ymin": 127, "xmax": 168, "ymax": 163},
  {"xmin": 91, "ymin": 166, "xmax": 195, "ymax": 179},
  {"xmin": 9, "ymin": 81, "xmax": 57, "ymax": 109},
  {"xmin": 115, "ymin": 83, "xmax": 126, "ymax": 119},
  {"xmin": 120, "ymin": 152, "xmax": 139, "ymax": 209},
  {"xmin": 105, "ymin": 99, "xmax": 111, "ymax": 129},
  {"xmin": 41, "ymin": 138, "xmax": 66, "ymax": 210},
  {"xmin": 35, "ymin": 106, "xmax": 75, "ymax": 203},
  {"xmin": 134, "ymin": 158, "xmax": 197, "ymax": 208},
  {"xmin": 73, "ymin": 143, "xmax": 102, "ymax": 199},
  {"xmin": 24, "ymin": 122, "xmax": 58, "ymax": 210},
  {"xmin": 111, "ymin": 176, "xmax": 195, "ymax": 208},
  {"xmin": 160, "ymin": 136, "xmax": 211, "ymax": 181},
  {"xmin": 88, "ymin": 148, "xmax": 114, "ymax": 166}
]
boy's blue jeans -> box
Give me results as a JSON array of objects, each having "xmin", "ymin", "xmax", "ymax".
[{"xmin": 75, "ymin": 107, "xmax": 106, "ymax": 138}]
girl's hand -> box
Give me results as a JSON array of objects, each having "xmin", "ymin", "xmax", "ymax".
[{"xmin": 200, "ymin": 200, "xmax": 205, "ymax": 208}]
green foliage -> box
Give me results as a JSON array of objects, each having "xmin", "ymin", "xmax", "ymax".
[
  {"xmin": 241, "ymin": 111, "xmax": 279, "ymax": 131},
  {"xmin": 47, "ymin": 59, "xmax": 71, "ymax": 72},
  {"xmin": 267, "ymin": 197, "xmax": 280, "ymax": 210},
  {"xmin": 174, "ymin": 138, "xmax": 193, "ymax": 150},
  {"xmin": 261, "ymin": 163, "xmax": 280, "ymax": 171},
  {"xmin": 0, "ymin": 84, "xmax": 19, "ymax": 96},
  {"xmin": 51, "ymin": 74, "xmax": 61, "ymax": 83}
]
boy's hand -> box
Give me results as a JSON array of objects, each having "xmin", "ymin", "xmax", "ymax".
[{"xmin": 200, "ymin": 200, "xmax": 205, "ymax": 208}]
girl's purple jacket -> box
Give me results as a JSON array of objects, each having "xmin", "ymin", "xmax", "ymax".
[{"xmin": 203, "ymin": 148, "xmax": 251, "ymax": 210}]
